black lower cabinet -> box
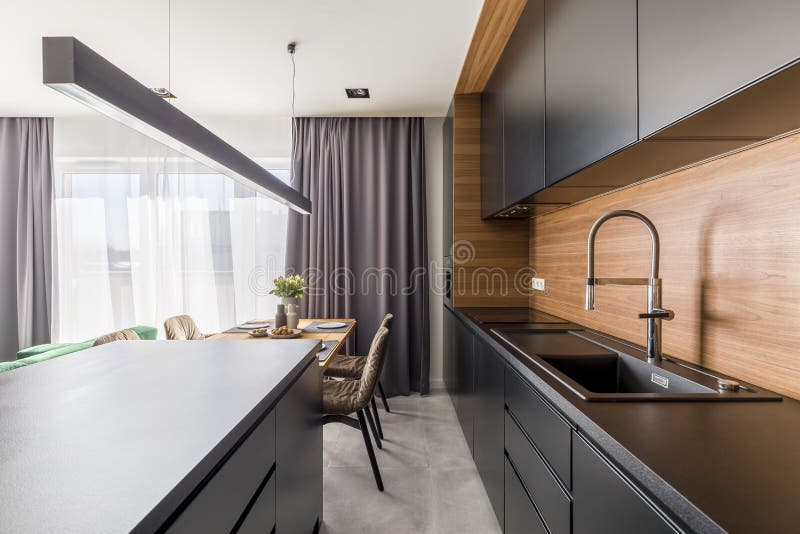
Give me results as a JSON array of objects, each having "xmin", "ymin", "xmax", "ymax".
[
  {"xmin": 504, "ymin": 456, "xmax": 548, "ymax": 534},
  {"xmin": 453, "ymin": 316, "xmax": 475, "ymax": 453},
  {"xmin": 473, "ymin": 339, "xmax": 505, "ymax": 526},
  {"xmin": 572, "ymin": 433, "xmax": 677, "ymax": 534},
  {"xmin": 443, "ymin": 306, "xmax": 455, "ymax": 394},
  {"xmin": 276, "ymin": 361, "xmax": 323, "ymax": 534}
]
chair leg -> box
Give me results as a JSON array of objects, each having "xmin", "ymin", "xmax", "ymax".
[
  {"xmin": 356, "ymin": 409, "xmax": 384, "ymax": 491},
  {"xmin": 364, "ymin": 404, "xmax": 383, "ymax": 449},
  {"xmin": 370, "ymin": 396, "xmax": 384, "ymax": 439},
  {"xmin": 378, "ymin": 381, "xmax": 391, "ymax": 413}
]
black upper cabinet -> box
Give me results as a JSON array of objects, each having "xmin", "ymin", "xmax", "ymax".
[
  {"xmin": 443, "ymin": 100, "xmax": 454, "ymax": 253},
  {"xmin": 502, "ymin": 0, "xmax": 546, "ymax": 206},
  {"xmin": 544, "ymin": 0, "xmax": 638, "ymax": 185},
  {"xmin": 481, "ymin": 75, "xmax": 505, "ymax": 218},
  {"xmin": 473, "ymin": 339, "xmax": 505, "ymax": 526},
  {"xmin": 480, "ymin": 0, "xmax": 545, "ymax": 217},
  {"xmin": 638, "ymin": 0, "xmax": 800, "ymax": 138}
]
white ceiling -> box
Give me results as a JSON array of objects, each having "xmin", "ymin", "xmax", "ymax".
[{"xmin": 0, "ymin": 0, "xmax": 483, "ymax": 118}]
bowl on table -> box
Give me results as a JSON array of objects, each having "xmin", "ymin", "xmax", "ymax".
[{"xmin": 268, "ymin": 326, "xmax": 302, "ymax": 339}]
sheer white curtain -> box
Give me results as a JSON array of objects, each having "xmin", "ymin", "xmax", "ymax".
[{"xmin": 52, "ymin": 121, "xmax": 289, "ymax": 341}]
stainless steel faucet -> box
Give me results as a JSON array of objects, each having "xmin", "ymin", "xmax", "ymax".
[{"xmin": 585, "ymin": 210, "xmax": 674, "ymax": 363}]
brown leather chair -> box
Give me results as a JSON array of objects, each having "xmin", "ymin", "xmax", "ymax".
[
  {"xmin": 163, "ymin": 315, "xmax": 208, "ymax": 340},
  {"xmin": 93, "ymin": 329, "xmax": 140, "ymax": 346},
  {"xmin": 324, "ymin": 313, "xmax": 393, "ymax": 438},
  {"xmin": 322, "ymin": 326, "xmax": 391, "ymax": 491}
]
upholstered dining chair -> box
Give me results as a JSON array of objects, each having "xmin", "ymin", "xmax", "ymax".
[
  {"xmin": 324, "ymin": 313, "xmax": 393, "ymax": 438},
  {"xmin": 322, "ymin": 326, "xmax": 391, "ymax": 491},
  {"xmin": 164, "ymin": 315, "xmax": 208, "ymax": 340},
  {"xmin": 93, "ymin": 329, "xmax": 140, "ymax": 346}
]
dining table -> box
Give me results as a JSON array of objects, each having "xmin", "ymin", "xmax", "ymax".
[{"xmin": 207, "ymin": 318, "xmax": 357, "ymax": 369}]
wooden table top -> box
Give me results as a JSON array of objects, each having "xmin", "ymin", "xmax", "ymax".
[{"xmin": 208, "ymin": 318, "xmax": 357, "ymax": 368}]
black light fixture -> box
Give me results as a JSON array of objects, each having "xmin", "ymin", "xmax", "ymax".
[
  {"xmin": 345, "ymin": 88, "xmax": 370, "ymax": 99},
  {"xmin": 42, "ymin": 36, "xmax": 312, "ymax": 214}
]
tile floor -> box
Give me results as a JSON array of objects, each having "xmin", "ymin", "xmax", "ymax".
[{"xmin": 321, "ymin": 387, "xmax": 502, "ymax": 534}]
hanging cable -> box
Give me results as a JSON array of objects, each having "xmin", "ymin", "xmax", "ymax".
[
  {"xmin": 168, "ymin": 0, "xmax": 172, "ymax": 99},
  {"xmin": 288, "ymin": 42, "xmax": 296, "ymax": 118}
]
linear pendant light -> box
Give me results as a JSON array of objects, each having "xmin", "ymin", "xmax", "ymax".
[{"xmin": 42, "ymin": 36, "xmax": 311, "ymax": 214}]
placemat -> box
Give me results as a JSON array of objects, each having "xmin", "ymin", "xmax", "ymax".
[
  {"xmin": 302, "ymin": 321, "xmax": 353, "ymax": 333},
  {"xmin": 317, "ymin": 340, "xmax": 338, "ymax": 361}
]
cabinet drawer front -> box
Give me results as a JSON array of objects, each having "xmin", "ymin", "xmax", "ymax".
[
  {"xmin": 505, "ymin": 367, "xmax": 572, "ymax": 485},
  {"xmin": 168, "ymin": 411, "xmax": 276, "ymax": 533},
  {"xmin": 505, "ymin": 456, "xmax": 548, "ymax": 534},
  {"xmin": 573, "ymin": 433, "xmax": 677, "ymax": 534},
  {"xmin": 505, "ymin": 411, "xmax": 571, "ymax": 534},
  {"xmin": 237, "ymin": 469, "xmax": 276, "ymax": 534}
]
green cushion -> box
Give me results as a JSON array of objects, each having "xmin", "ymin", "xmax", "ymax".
[
  {"xmin": 16, "ymin": 343, "xmax": 73, "ymax": 360},
  {"xmin": 3, "ymin": 326, "xmax": 158, "ymax": 374},
  {"xmin": 129, "ymin": 325, "xmax": 158, "ymax": 340}
]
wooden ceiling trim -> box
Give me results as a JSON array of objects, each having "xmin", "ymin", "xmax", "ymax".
[{"xmin": 456, "ymin": 0, "xmax": 528, "ymax": 94}]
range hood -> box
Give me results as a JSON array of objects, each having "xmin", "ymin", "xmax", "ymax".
[
  {"xmin": 495, "ymin": 58, "xmax": 800, "ymax": 218},
  {"xmin": 43, "ymin": 37, "xmax": 311, "ymax": 215}
]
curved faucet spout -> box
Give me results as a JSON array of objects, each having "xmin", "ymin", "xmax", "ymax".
[
  {"xmin": 586, "ymin": 210, "xmax": 660, "ymax": 281},
  {"xmin": 585, "ymin": 210, "xmax": 671, "ymax": 363}
]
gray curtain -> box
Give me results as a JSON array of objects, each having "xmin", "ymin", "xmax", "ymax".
[
  {"xmin": 286, "ymin": 117, "xmax": 430, "ymax": 396},
  {"xmin": 0, "ymin": 118, "xmax": 54, "ymax": 359}
]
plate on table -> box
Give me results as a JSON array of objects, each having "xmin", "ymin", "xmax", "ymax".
[
  {"xmin": 248, "ymin": 328, "xmax": 271, "ymax": 338},
  {"xmin": 239, "ymin": 321, "xmax": 269, "ymax": 329},
  {"xmin": 268, "ymin": 327, "xmax": 302, "ymax": 339},
  {"xmin": 317, "ymin": 322, "xmax": 348, "ymax": 329}
]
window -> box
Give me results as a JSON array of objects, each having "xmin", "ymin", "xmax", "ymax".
[{"xmin": 53, "ymin": 162, "xmax": 290, "ymax": 341}]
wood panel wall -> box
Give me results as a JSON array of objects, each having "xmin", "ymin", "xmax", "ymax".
[
  {"xmin": 452, "ymin": 94, "xmax": 530, "ymax": 307},
  {"xmin": 529, "ymin": 132, "xmax": 800, "ymax": 400}
]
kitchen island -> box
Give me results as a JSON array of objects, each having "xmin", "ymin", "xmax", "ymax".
[{"xmin": 0, "ymin": 339, "xmax": 322, "ymax": 533}]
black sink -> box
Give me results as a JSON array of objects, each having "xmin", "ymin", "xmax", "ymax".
[{"xmin": 492, "ymin": 329, "xmax": 782, "ymax": 402}]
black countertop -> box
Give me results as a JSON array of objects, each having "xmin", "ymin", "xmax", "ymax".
[
  {"xmin": 0, "ymin": 339, "xmax": 320, "ymax": 533},
  {"xmin": 449, "ymin": 304, "xmax": 800, "ymax": 533}
]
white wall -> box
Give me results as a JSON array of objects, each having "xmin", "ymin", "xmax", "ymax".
[{"xmin": 425, "ymin": 117, "xmax": 444, "ymax": 389}]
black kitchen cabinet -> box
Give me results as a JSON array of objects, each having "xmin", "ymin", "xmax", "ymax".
[
  {"xmin": 544, "ymin": 0, "xmax": 638, "ymax": 185},
  {"xmin": 504, "ymin": 456, "xmax": 549, "ymax": 534},
  {"xmin": 453, "ymin": 316, "xmax": 475, "ymax": 453},
  {"xmin": 572, "ymin": 433, "xmax": 677, "ymax": 534},
  {"xmin": 443, "ymin": 306, "xmax": 455, "ymax": 394},
  {"xmin": 443, "ymin": 99, "xmax": 454, "ymax": 252},
  {"xmin": 480, "ymin": 73, "xmax": 505, "ymax": 218},
  {"xmin": 638, "ymin": 0, "xmax": 800, "ymax": 138},
  {"xmin": 480, "ymin": 0, "xmax": 545, "ymax": 218},
  {"xmin": 473, "ymin": 338, "xmax": 505, "ymax": 526},
  {"xmin": 275, "ymin": 360, "xmax": 322, "ymax": 534},
  {"xmin": 501, "ymin": 0, "xmax": 545, "ymax": 206}
]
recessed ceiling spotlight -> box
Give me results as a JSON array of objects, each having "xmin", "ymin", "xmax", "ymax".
[
  {"xmin": 151, "ymin": 87, "xmax": 177, "ymax": 99},
  {"xmin": 345, "ymin": 88, "xmax": 370, "ymax": 99}
]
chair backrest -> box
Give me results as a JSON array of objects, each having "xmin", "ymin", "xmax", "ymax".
[
  {"xmin": 380, "ymin": 313, "xmax": 394, "ymax": 330},
  {"xmin": 164, "ymin": 315, "xmax": 205, "ymax": 340},
  {"xmin": 93, "ymin": 329, "xmax": 140, "ymax": 347},
  {"xmin": 355, "ymin": 326, "xmax": 391, "ymax": 409}
]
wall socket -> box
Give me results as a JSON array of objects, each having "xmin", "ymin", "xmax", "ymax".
[{"xmin": 532, "ymin": 278, "xmax": 546, "ymax": 291}]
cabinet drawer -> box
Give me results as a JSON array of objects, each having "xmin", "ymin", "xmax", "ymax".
[
  {"xmin": 505, "ymin": 410, "xmax": 571, "ymax": 534},
  {"xmin": 505, "ymin": 367, "xmax": 572, "ymax": 485},
  {"xmin": 573, "ymin": 433, "xmax": 677, "ymax": 534},
  {"xmin": 504, "ymin": 456, "xmax": 548, "ymax": 534},
  {"xmin": 168, "ymin": 411, "xmax": 276, "ymax": 533},
  {"xmin": 237, "ymin": 469, "xmax": 276, "ymax": 534}
]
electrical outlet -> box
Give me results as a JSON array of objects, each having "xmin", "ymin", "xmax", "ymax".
[{"xmin": 532, "ymin": 278, "xmax": 546, "ymax": 291}]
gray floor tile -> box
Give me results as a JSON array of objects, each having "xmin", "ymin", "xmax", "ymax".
[{"xmin": 321, "ymin": 391, "xmax": 501, "ymax": 533}]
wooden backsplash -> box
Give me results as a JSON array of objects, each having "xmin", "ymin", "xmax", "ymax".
[
  {"xmin": 452, "ymin": 94, "xmax": 530, "ymax": 307},
  {"xmin": 529, "ymin": 132, "xmax": 800, "ymax": 399}
]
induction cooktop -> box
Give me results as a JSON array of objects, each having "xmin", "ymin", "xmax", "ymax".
[{"xmin": 462, "ymin": 307, "xmax": 572, "ymax": 325}]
